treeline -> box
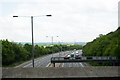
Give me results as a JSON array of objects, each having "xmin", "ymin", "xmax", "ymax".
[
  {"xmin": 1, "ymin": 39, "xmax": 82, "ymax": 66},
  {"xmin": 83, "ymin": 27, "xmax": 120, "ymax": 58},
  {"xmin": 82, "ymin": 27, "xmax": 120, "ymax": 66}
]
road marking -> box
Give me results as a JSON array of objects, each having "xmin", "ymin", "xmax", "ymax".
[
  {"xmin": 15, "ymin": 50, "xmax": 75, "ymax": 68},
  {"xmin": 46, "ymin": 63, "xmax": 51, "ymax": 67},
  {"xmin": 23, "ymin": 63, "xmax": 32, "ymax": 68},
  {"xmin": 80, "ymin": 63, "xmax": 84, "ymax": 67},
  {"xmin": 14, "ymin": 60, "xmax": 32, "ymax": 68},
  {"xmin": 61, "ymin": 63, "xmax": 64, "ymax": 67}
]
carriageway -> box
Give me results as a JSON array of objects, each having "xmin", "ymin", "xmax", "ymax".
[{"xmin": 2, "ymin": 56, "xmax": 119, "ymax": 78}]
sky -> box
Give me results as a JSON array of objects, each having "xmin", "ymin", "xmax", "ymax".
[{"xmin": 0, "ymin": 0, "xmax": 119, "ymax": 43}]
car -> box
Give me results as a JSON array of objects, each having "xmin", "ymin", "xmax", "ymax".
[
  {"xmin": 70, "ymin": 52, "xmax": 75, "ymax": 57},
  {"xmin": 75, "ymin": 51, "xmax": 79, "ymax": 54},
  {"xmin": 64, "ymin": 54, "xmax": 70, "ymax": 59},
  {"xmin": 75, "ymin": 53, "xmax": 81, "ymax": 59}
]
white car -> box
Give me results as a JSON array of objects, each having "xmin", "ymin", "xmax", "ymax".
[
  {"xmin": 64, "ymin": 54, "xmax": 71, "ymax": 59},
  {"xmin": 76, "ymin": 51, "xmax": 79, "ymax": 54},
  {"xmin": 75, "ymin": 53, "xmax": 81, "ymax": 59}
]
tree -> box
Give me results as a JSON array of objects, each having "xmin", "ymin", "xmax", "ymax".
[
  {"xmin": 83, "ymin": 27, "xmax": 120, "ymax": 58},
  {"xmin": 2, "ymin": 39, "xmax": 15, "ymax": 65}
]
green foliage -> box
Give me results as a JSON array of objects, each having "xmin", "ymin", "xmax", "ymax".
[
  {"xmin": 83, "ymin": 27, "xmax": 120, "ymax": 59},
  {"xmin": 2, "ymin": 39, "xmax": 15, "ymax": 65},
  {"xmin": 1, "ymin": 39, "xmax": 82, "ymax": 66}
]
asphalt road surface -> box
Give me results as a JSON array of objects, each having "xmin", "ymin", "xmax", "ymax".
[
  {"xmin": 61, "ymin": 50, "xmax": 90, "ymax": 67},
  {"xmin": 15, "ymin": 50, "xmax": 89, "ymax": 68}
]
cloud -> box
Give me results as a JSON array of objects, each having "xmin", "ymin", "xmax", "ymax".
[{"xmin": 0, "ymin": 0, "xmax": 119, "ymax": 42}]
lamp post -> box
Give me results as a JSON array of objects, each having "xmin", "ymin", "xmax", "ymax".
[
  {"xmin": 13, "ymin": 15, "xmax": 52, "ymax": 67},
  {"xmin": 46, "ymin": 36, "xmax": 58, "ymax": 57},
  {"xmin": 56, "ymin": 36, "xmax": 61, "ymax": 57}
]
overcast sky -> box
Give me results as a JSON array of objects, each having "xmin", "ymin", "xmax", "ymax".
[{"xmin": 0, "ymin": 0, "xmax": 119, "ymax": 43}]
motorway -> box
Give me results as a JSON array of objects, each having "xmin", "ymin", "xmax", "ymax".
[{"xmin": 15, "ymin": 50, "xmax": 89, "ymax": 68}]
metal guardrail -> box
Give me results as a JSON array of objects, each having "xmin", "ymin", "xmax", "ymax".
[{"xmin": 51, "ymin": 56, "xmax": 119, "ymax": 63}]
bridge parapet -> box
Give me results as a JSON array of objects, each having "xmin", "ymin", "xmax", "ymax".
[
  {"xmin": 51, "ymin": 56, "xmax": 119, "ymax": 67},
  {"xmin": 2, "ymin": 67, "xmax": 119, "ymax": 78}
]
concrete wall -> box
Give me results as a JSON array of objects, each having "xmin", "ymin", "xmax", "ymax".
[{"xmin": 2, "ymin": 66, "xmax": 119, "ymax": 78}]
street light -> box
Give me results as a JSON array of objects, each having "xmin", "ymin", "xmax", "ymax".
[
  {"xmin": 54, "ymin": 36, "xmax": 61, "ymax": 57},
  {"xmin": 13, "ymin": 16, "xmax": 18, "ymax": 17},
  {"xmin": 46, "ymin": 15, "xmax": 52, "ymax": 17},
  {"xmin": 13, "ymin": 15, "xmax": 52, "ymax": 67},
  {"xmin": 13, "ymin": 15, "xmax": 52, "ymax": 17},
  {"xmin": 46, "ymin": 36, "xmax": 58, "ymax": 57}
]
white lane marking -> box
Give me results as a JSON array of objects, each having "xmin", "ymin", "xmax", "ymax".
[
  {"xmin": 61, "ymin": 63, "xmax": 64, "ymax": 67},
  {"xmin": 80, "ymin": 63, "xmax": 84, "ymax": 67},
  {"xmin": 16, "ymin": 51, "xmax": 71, "ymax": 68},
  {"xmin": 15, "ymin": 60, "xmax": 32, "ymax": 68},
  {"xmin": 23, "ymin": 63, "xmax": 32, "ymax": 68},
  {"xmin": 46, "ymin": 63, "xmax": 51, "ymax": 67},
  {"xmin": 75, "ymin": 63, "xmax": 79, "ymax": 67},
  {"xmin": 63, "ymin": 63, "xmax": 66, "ymax": 67},
  {"xmin": 23, "ymin": 59, "xmax": 40, "ymax": 68}
]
